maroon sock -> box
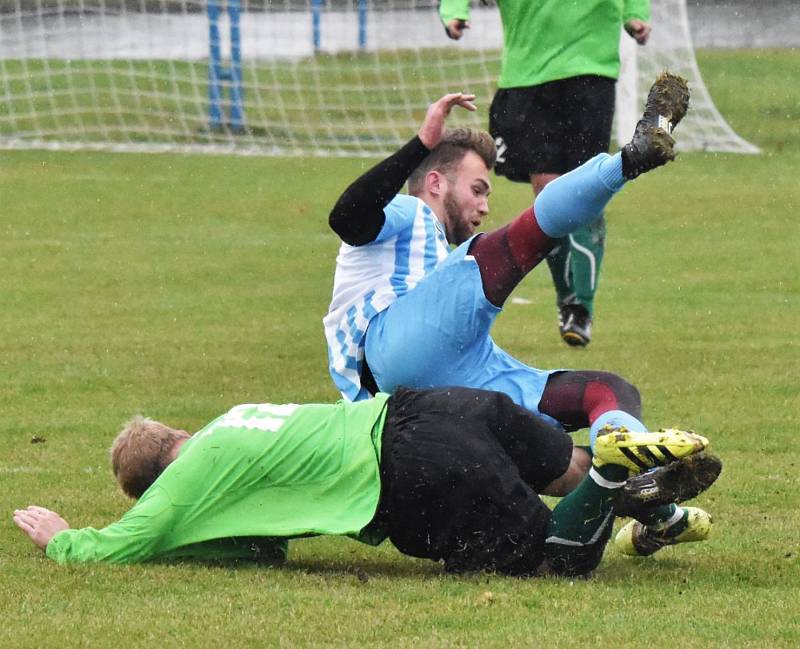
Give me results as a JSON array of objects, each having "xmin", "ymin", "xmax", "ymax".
[
  {"xmin": 582, "ymin": 381, "xmax": 621, "ymax": 424},
  {"xmin": 469, "ymin": 207, "xmax": 556, "ymax": 307},
  {"xmin": 539, "ymin": 371, "xmax": 642, "ymax": 432}
]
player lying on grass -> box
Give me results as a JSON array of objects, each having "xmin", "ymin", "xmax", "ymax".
[
  {"xmin": 324, "ymin": 74, "xmax": 690, "ymax": 519},
  {"xmin": 15, "ymin": 387, "xmax": 720, "ymax": 572}
]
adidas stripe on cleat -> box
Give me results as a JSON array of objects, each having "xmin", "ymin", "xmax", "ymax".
[
  {"xmin": 621, "ymin": 71, "xmax": 690, "ymax": 179},
  {"xmin": 614, "ymin": 451, "xmax": 723, "ymax": 517},
  {"xmin": 592, "ymin": 427, "xmax": 709, "ymax": 473},
  {"xmin": 615, "ymin": 506, "xmax": 713, "ymax": 557}
]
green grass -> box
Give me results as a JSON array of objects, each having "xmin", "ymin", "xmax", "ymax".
[{"xmin": 1, "ymin": 48, "xmax": 799, "ymax": 648}]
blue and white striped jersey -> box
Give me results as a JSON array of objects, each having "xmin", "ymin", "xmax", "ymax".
[{"xmin": 324, "ymin": 193, "xmax": 451, "ymax": 401}]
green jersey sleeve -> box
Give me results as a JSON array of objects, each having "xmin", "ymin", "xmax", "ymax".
[
  {"xmin": 440, "ymin": 0, "xmax": 652, "ymax": 88},
  {"xmin": 47, "ymin": 498, "xmax": 290, "ymax": 565},
  {"xmin": 623, "ymin": 0, "xmax": 650, "ymax": 23},
  {"xmin": 46, "ymin": 486, "xmax": 177, "ymax": 564},
  {"xmin": 439, "ymin": 0, "xmax": 471, "ymax": 26}
]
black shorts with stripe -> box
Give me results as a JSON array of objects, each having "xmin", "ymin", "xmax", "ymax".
[
  {"xmin": 489, "ymin": 75, "xmax": 616, "ymax": 182},
  {"xmin": 373, "ymin": 386, "xmax": 573, "ymax": 576}
]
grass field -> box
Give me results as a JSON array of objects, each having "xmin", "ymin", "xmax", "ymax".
[{"xmin": 1, "ymin": 49, "xmax": 799, "ymax": 648}]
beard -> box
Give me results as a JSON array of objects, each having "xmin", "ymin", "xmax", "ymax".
[{"xmin": 443, "ymin": 190, "xmax": 473, "ymax": 245}]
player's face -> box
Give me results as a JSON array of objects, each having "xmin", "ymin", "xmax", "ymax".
[{"xmin": 442, "ymin": 151, "xmax": 491, "ymax": 245}]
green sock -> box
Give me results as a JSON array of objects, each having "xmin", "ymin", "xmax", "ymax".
[
  {"xmin": 567, "ymin": 216, "xmax": 606, "ymax": 317},
  {"xmin": 634, "ymin": 503, "xmax": 678, "ymax": 527},
  {"xmin": 547, "ymin": 467, "xmax": 624, "ymax": 544},
  {"xmin": 545, "ymin": 238, "xmax": 574, "ymax": 306},
  {"xmin": 630, "ymin": 504, "xmax": 689, "ymax": 537}
]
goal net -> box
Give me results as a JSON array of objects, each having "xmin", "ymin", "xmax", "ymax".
[{"xmin": 0, "ymin": 0, "xmax": 758, "ymax": 156}]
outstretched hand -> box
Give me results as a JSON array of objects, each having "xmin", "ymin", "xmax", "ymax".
[
  {"xmin": 418, "ymin": 92, "xmax": 477, "ymax": 150},
  {"xmin": 13, "ymin": 505, "xmax": 70, "ymax": 550}
]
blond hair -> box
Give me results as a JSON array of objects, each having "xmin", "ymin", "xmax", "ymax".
[
  {"xmin": 408, "ymin": 128, "xmax": 496, "ymax": 195},
  {"xmin": 110, "ymin": 416, "xmax": 186, "ymax": 499}
]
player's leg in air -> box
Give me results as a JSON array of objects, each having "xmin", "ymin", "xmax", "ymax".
[
  {"xmin": 366, "ymin": 74, "xmax": 696, "ymax": 501},
  {"xmin": 470, "ymin": 71, "xmax": 691, "ymax": 312},
  {"xmin": 368, "ymin": 72, "xmax": 690, "ymax": 393},
  {"xmin": 368, "ymin": 73, "xmax": 719, "ymax": 537}
]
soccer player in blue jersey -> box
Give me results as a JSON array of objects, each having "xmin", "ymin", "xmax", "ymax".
[{"xmin": 324, "ymin": 74, "xmax": 692, "ymax": 513}]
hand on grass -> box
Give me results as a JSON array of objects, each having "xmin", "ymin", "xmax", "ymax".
[
  {"xmin": 418, "ymin": 92, "xmax": 477, "ymax": 150},
  {"xmin": 13, "ymin": 505, "xmax": 70, "ymax": 550}
]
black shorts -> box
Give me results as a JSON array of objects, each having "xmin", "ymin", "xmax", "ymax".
[
  {"xmin": 374, "ymin": 386, "xmax": 573, "ymax": 576},
  {"xmin": 490, "ymin": 75, "xmax": 616, "ymax": 182}
]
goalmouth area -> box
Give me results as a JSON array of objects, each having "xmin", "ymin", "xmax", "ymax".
[{"xmin": 1, "ymin": 0, "xmax": 761, "ymax": 156}]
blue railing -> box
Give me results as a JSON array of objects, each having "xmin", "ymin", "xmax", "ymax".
[
  {"xmin": 208, "ymin": 0, "xmax": 245, "ymax": 132},
  {"xmin": 208, "ymin": 1, "xmax": 370, "ymax": 132}
]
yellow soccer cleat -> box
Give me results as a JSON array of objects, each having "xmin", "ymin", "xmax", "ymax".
[
  {"xmin": 593, "ymin": 427, "xmax": 709, "ymax": 473},
  {"xmin": 615, "ymin": 506, "xmax": 713, "ymax": 557}
]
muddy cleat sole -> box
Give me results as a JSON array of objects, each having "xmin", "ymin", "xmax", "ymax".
[
  {"xmin": 641, "ymin": 71, "xmax": 690, "ymax": 132},
  {"xmin": 616, "ymin": 506, "xmax": 712, "ymax": 557},
  {"xmin": 562, "ymin": 331, "xmax": 590, "ymax": 347},
  {"xmin": 614, "ymin": 451, "xmax": 723, "ymax": 517},
  {"xmin": 593, "ymin": 427, "xmax": 709, "ymax": 473},
  {"xmin": 622, "ymin": 71, "xmax": 690, "ymax": 179}
]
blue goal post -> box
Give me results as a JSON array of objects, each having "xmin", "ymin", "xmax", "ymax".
[
  {"xmin": 208, "ymin": 0, "xmax": 372, "ymax": 132},
  {"xmin": 312, "ymin": 0, "xmax": 369, "ymax": 52},
  {"xmin": 207, "ymin": 0, "xmax": 245, "ymax": 132}
]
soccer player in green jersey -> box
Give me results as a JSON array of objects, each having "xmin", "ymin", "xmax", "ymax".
[
  {"xmin": 14, "ymin": 388, "xmax": 719, "ymax": 574},
  {"xmin": 440, "ymin": 0, "xmax": 651, "ymax": 346}
]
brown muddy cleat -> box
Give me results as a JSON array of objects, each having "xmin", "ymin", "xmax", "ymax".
[
  {"xmin": 621, "ymin": 71, "xmax": 690, "ymax": 179},
  {"xmin": 614, "ymin": 451, "xmax": 722, "ymax": 518}
]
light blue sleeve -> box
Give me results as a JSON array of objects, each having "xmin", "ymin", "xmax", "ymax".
[{"xmin": 374, "ymin": 194, "xmax": 419, "ymax": 243}]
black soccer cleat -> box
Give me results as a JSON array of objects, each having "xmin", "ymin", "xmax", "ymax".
[
  {"xmin": 558, "ymin": 303, "xmax": 592, "ymax": 347},
  {"xmin": 621, "ymin": 72, "xmax": 690, "ymax": 179},
  {"xmin": 613, "ymin": 450, "xmax": 722, "ymax": 518}
]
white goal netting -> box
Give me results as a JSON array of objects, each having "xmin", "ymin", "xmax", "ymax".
[{"xmin": 0, "ymin": 0, "xmax": 759, "ymax": 156}]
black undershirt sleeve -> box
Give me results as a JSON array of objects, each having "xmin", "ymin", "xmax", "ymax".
[{"xmin": 328, "ymin": 136, "xmax": 431, "ymax": 246}]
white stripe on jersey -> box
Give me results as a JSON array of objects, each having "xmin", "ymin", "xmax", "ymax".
[
  {"xmin": 324, "ymin": 194, "xmax": 450, "ymax": 401},
  {"xmin": 198, "ymin": 403, "xmax": 301, "ymax": 436}
]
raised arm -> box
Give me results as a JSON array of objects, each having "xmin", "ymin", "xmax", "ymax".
[
  {"xmin": 328, "ymin": 136, "xmax": 430, "ymax": 246},
  {"xmin": 328, "ymin": 92, "xmax": 477, "ymax": 246}
]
